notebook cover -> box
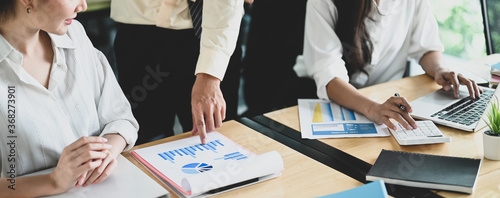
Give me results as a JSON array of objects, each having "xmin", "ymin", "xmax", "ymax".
[{"xmin": 366, "ymin": 150, "xmax": 481, "ymax": 194}]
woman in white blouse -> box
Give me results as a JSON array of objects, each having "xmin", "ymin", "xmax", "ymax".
[
  {"xmin": 304, "ymin": 0, "xmax": 482, "ymax": 131},
  {"xmin": 0, "ymin": 0, "xmax": 138, "ymax": 197}
]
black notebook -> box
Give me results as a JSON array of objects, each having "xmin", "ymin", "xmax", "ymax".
[{"xmin": 366, "ymin": 150, "xmax": 482, "ymax": 194}]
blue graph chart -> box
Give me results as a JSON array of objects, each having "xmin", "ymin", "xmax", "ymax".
[
  {"xmin": 214, "ymin": 152, "xmax": 248, "ymax": 161},
  {"xmin": 182, "ymin": 163, "xmax": 213, "ymax": 174},
  {"xmin": 157, "ymin": 140, "xmax": 224, "ymax": 163}
]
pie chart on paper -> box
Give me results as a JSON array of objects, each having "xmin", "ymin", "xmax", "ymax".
[{"xmin": 182, "ymin": 163, "xmax": 213, "ymax": 174}]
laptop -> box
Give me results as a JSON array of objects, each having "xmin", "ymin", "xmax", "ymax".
[
  {"xmin": 26, "ymin": 155, "xmax": 170, "ymax": 198},
  {"xmin": 410, "ymin": 85, "xmax": 497, "ymax": 132}
]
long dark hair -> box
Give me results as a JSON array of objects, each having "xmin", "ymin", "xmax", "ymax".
[
  {"xmin": 333, "ymin": 0, "xmax": 374, "ymax": 76},
  {"xmin": 0, "ymin": 0, "xmax": 17, "ymax": 26}
]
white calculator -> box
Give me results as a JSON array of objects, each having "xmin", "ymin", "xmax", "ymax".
[{"xmin": 389, "ymin": 121, "xmax": 451, "ymax": 145}]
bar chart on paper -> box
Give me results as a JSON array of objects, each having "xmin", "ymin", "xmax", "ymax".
[
  {"xmin": 214, "ymin": 152, "xmax": 248, "ymax": 160},
  {"xmin": 155, "ymin": 139, "xmax": 250, "ymax": 164},
  {"xmin": 312, "ymin": 102, "xmax": 356, "ymax": 123},
  {"xmin": 310, "ymin": 101, "xmax": 377, "ymax": 135},
  {"xmin": 131, "ymin": 132, "xmax": 255, "ymax": 180},
  {"xmin": 157, "ymin": 140, "xmax": 227, "ymax": 163},
  {"xmin": 298, "ymin": 99, "xmax": 390, "ymax": 138}
]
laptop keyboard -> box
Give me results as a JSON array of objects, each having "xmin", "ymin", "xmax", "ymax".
[{"xmin": 430, "ymin": 89, "xmax": 494, "ymax": 126}]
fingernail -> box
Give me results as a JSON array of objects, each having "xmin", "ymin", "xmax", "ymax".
[
  {"xmin": 407, "ymin": 125, "xmax": 412, "ymax": 130},
  {"xmin": 202, "ymin": 138, "xmax": 207, "ymax": 145},
  {"xmin": 102, "ymin": 138, "xmax": 108, "ymax": 142},
  {"xmin": 105, "ymin": 144, "xmax": 112, "ymax": 148}
]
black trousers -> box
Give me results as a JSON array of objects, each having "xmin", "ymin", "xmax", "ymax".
[
  {"xmin": 114, "ymin": 24, "xmax": 241, "ymax": 144},
  {"xmin": 242, "ymin": 0, "xmax": 316, "ymax": 117}
]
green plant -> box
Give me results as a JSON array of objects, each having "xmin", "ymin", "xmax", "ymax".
[{"xmin": 482, "ymin": 96, "xmax": 500, "ymax": 136}]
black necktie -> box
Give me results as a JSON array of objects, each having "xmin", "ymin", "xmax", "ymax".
[{"xmin": 188, "ymin": 0, "xmax": 203, "ymax": 38}]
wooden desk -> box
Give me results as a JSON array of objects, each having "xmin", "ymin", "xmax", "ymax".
[
  {"xmin": 122, "ymin": 120, "xmax": 361, "ymax": 198},
  {"xmin": 264, "ymin": 73, "xmax": 500, "ymax": 197}
]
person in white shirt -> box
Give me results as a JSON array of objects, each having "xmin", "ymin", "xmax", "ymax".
[
  {"xmin": 0, "ymin": 0, "xmax": 138, "ymax": 197},
  {"xmin": 304, "ymin": 0, "xmax": 482, "ymax": 131},
  {"xmin": 111, "ymin": 0, "xmax": 250, "ymax": 145}
]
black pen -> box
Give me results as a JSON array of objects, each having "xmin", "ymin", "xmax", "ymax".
[{"xmin": 394, "ymin": 93, "xmax": 406, "ymax": 111}]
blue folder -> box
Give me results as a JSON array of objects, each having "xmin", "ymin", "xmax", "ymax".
[{"xmin": 317, "ymin": 180, "xmax": 389, "ymax": 198}]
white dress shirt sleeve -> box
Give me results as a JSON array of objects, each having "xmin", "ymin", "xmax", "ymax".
[
  {"xmin": 194, "ymin": 0, "xmax": 244, "ymax": 80},
  {"xmin": 110, "ymin": 0, "xmax": 163, "ymax": 25},
  {"xmin": 303, "ymin": 0, "xmax": 350, "ymax": 100},
  {"xmin": 407, "ymin": 0, "xmax": 444, "ymax": 62},
  {"xmin": 93, "ymin": 49, "xmax": 139, "ymax": 151}
]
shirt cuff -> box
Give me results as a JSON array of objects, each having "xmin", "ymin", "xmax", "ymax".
[
  {"xmin": 311, "ymin": 59, "xmax": 350, "ymax": 100},
  {"xmin": 100, "ymin": 120, "xmax": 139, "ymax": 151},
  {"xmin": 194, "ymin": 48, "xmax": 231, "ymax": 81},
  {"xmin": 314, "ymin": 69, "xmax": 350, "ymax": 100},
  {"xmin": 413, "ymin": 47, "xmax": 445, "ymax": 64}
]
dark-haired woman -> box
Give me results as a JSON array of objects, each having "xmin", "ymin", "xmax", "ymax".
[
  {"xmin": 0, "ymin": 0, "xmax": 138, "ymax": 196},
  {"xmin": 304, "ymin": 0, "xmax": 482, "ymax": 131}
]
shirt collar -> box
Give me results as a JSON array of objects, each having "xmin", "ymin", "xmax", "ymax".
[
  {"xmin": 0, "ymin": 34, "xmax": 15, "ymax": 63},
  {"xmin": 47, "ymin": 32, "xmax": 73, "ymax": 91},
  {"xmin": 0, "ymin": 31, "xmax": 74, "ymax": 91},
  {"xmin": 48, "ymin": 32, "xmax": 76, "ymax": 50},
  {"xmin": 373, "ymin": 0, "xmax": 401, "ymax": 16},
  {"xmin": 0, "ymin": 31, "xmax": 76, "ymax": 62}
]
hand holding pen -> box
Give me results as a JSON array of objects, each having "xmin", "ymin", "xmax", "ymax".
[
  {"xmin": 394, "ymin": 93, "xmax": 406, "ymax": 111},
  {"xmin": 392, "ymin": 93, "xmax": 417, "ymax": 130},
  {"xmin": 365, "ymin": 92, "xmax": 417, "ymax": 131}
]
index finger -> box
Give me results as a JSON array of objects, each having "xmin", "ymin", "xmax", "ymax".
[
  {"xmin": 198, "ymin": 122, "xmax": 207, "ymax": 145},
  {"xmin": 388, "ymin": 100, "xmax": 417, "ymax": 129},
  {"xmin": 398, "ymin": 99, "xmax": 417, "ymax": 128},
  {"xmin": 448, "ymin": 73, "xmax": 461, "ymax": 98},
  {"xmin": 398, "ymin": 108, "xmax": 417, "ymax": 129},
  {"xmin": 192, "ymin": 106, "xmax": 208, "ymax": 144},
  {"xmin": 458, "ymin": 75, "xmax": 482, "ymax": 98}
]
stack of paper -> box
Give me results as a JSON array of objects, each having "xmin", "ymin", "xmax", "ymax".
[{"xmin": 490, "ymin": 62, "xmax": 500, "ymax": 85}]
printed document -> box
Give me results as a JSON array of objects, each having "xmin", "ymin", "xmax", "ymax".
[
  {"xmin": 131, "ymin": 132, "xmax": 283, "ymax": 198},
  {"xmin": 298, "ymin": 99, "xmax": 390, "ymax": 139}
]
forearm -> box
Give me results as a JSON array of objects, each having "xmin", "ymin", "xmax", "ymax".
[
  {"xmin": 102, "ymin": 133, "xmax": 127, "ymax": 158},
  {"xmin": 0, "ymin": 174, "xmax": 60, "ymax": 197},
  {"xmin": 420, "ymin": 51, "xmax": 449, "ymax": 78},
  {"xmin": 326, "ymin": 78, "xmax": 378, "ymax": 117}
]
